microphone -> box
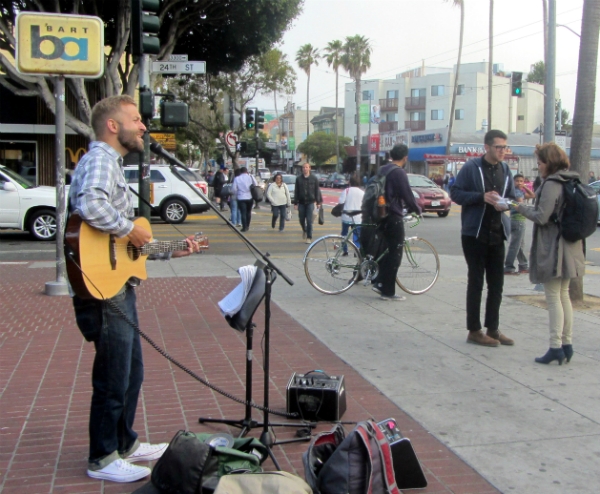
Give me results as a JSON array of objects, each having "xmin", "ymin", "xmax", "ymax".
[{"xmin": 149, "ymin": 142, "xmax": 180, "ymax": 165}]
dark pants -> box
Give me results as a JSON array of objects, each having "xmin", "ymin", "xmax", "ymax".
[
  {"xmin": 271, "ymin": 204, "xmax": 287, "ymax": 230},
  {"xmin": 298, "ymin": 203, "xmax": 315, "ymax": 239},
  {"xmin": 73, "ymin": 285, "xmax": 143, "ymax": 465},
  {"xmin": 238, "ymin": 199, "xmax": 254, "ymax": 230},
  {"xmin": 461, "ymin": 235, "xmax": 505, "ymax": 332},
  {"xmin": 378, "ymin": 215, "xmax": 405, "ymax": 297}
]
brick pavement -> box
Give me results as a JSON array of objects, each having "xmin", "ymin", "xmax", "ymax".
[{"xmin": 0, "ymin": 264, "xmax": 499, "ymax": 493}]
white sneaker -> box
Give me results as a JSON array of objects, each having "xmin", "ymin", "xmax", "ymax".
[
  {"xmin": 87, "ymin": 458, "xmax": 150, "ymax": 483},
  {"xmin": 380, "ymin": 294, "xmax": 406, "ymax": 301},
  {"xmin": 125, "ymin": 442, "xmax": 168, "ymax": 463}
]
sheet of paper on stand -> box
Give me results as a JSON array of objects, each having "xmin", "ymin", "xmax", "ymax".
[{"xmin": 218, "ymin": 265, "xmax": 258, "ymax": 317}]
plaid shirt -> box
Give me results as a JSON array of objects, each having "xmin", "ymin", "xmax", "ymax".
[{"xmin": 69, "ymin": 141, "xmax": 134, "ymax": 238}]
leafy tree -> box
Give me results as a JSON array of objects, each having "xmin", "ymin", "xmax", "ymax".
[
  {"xmin": 527, "ymin": 61, "xmax": 545, "ymax": 84},
  {"xmin": 297, "ymin": 131, "xmax": 350, "ymax": 167},
  {"xmin": 0, "ymin": 0, "xmax": 302, "ymax": 140},
  {"xmin": 445, "ymin": 0, "xmax": 464, "ymax": 156},
  {"xmin": 568, "ymin": 0, "xmax": 600, "ymax": 301},
  {"xmin": 295, "ymin": 43, "xmax": 320, "ymax": 139},
  {"xmin": 324, "ymin": 39, "xmax": 343, "ymax": 171},
  {"xmin": 341, "ymin": 35, "xmax": 372, "ymax": 172},
  {"xmin": 258, "ymin": 48, "xmax": 296, "ymax": 120}
]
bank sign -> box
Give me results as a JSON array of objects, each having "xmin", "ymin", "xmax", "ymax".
[{"xmin": 16, "ymin": 12, "xmax": 104, "ymax": 78}]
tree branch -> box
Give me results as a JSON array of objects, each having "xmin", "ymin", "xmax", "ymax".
[{"xmin": 0, "ymin": 77, "xmax": 39, "ymax": 97}]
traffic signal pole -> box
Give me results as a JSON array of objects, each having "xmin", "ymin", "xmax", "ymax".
[
  {"xmin": 544, "ymin": 0, "xmax": 556, "ymax": 143},
  {"xmin": 138, "ymin": 55, "xmax": 151, "ymax": 221}
]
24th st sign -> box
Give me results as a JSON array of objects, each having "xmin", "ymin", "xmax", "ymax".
[{"xmin": 16, "ymin": 12, "xmax": 104, "ymax": 77}]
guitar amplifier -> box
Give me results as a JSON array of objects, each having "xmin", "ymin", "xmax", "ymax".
[
  {"xmin": 376, "ymin": 418, "xmax": 428, "ymax": 490},
  {"xmin": 286, "ymin": 372, "xmax": 346, "ymax": 421}
]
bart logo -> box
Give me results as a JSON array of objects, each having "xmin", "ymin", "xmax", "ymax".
[{"xmin": 30, "ymin": 25, "xmax": 88, "ymax": 61}]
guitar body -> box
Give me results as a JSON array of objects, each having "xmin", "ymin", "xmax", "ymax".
[{"xmin": 66, "ymin": 215, "xmax": 150, "ymax": 300}]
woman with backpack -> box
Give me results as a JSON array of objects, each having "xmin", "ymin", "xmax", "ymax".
[
  {"xmin": 513, "ymin": 143, "xmax": 584, "ymax": 365},
  {"xmin": 266, "ymin": 173, "xmax": 291, "ymax": 232}
]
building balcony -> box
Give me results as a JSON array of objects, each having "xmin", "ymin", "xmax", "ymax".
[
  {"xmin": 379, "ymin": 121, "xmax": 398, "ymax": 133},
  {"xmin": 379, "ymin": 98, "xmax": 398, "ymax": 112},
  {"xmin": 404, "ymin": 120, "xmax": 426, "ymax": 131},
  {"xmin": 404, "ymin": 96, "xmax": 426, "ymax": 110}
]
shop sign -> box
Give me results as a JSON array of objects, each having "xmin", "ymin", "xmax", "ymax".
[
  {"xmin": 411, "ymin": 132, "xmax": 444, "ymax": 144},
  {"xmin": 150, "ymin": 132, "xmax": 177, "ymax": 151},
  {"xmin": 379, "ymin": 131, "xmax": 409, "ymax": 151},
  {"xmin": 369, "ymin": 134, "xmax": 380, "ymax": 152}
]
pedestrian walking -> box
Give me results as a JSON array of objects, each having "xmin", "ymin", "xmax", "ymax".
[
  {"xmin": 504, "ymin": 173, "xmax": 535, "ymax": 275},
  {"xmin": 514, "ymin": 143, "xmax": 584, "ymax": 365},
  {"xmin": 229, "ymin": 168, "xmax": 242, "ymax": 227},
  {"xmin": 266, "ymin": 173, "xmax": 291, "ymax": 232},
  {"xmin": 451, "ymin": 129, "xmax": 516, "ymax": 347},
  {"xmin": 232, "ymin": 166, "xmax": 256, "ymax": 232},
  {"xmin": 294, "ymin": 163, "xmax": 322, "ymax": 243}
]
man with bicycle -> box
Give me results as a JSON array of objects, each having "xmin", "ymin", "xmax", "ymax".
[{"xmin": 372, "ymin": 144, "xmax": 421, "ymax": 301}]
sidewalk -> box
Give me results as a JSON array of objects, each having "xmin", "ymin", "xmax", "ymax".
[{"xmin": 2, "ymin": 250, "xmax": 600, "ymax": 493}]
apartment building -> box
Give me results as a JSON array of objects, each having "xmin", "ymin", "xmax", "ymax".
[{"xmin": 343, "ymin": 62, "xmax": 547, "ymax": 158}]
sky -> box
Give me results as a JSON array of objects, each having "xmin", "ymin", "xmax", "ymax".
[{"xmin": 254, "ymin": 0, "xmax": 591, "ymax": 123}]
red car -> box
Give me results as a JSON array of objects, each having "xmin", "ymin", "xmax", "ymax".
[{"xmin": 408, "ymin": 173, "xmax": 452, "ymax": 217}]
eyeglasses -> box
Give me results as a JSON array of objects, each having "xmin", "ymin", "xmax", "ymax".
[{"xmin": 493, "ymin": 145, "xmax": 508, "ymax": 151}]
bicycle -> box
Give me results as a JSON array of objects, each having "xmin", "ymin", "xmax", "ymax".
[{"xmin": 303, "ymin": 213, "xmax": 440, "ymax": 295}]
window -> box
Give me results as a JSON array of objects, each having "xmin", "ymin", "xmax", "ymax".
[
  {"xmin": 411, "ymin": 111, "xmax": 425, "ymax": 121},
  {"xmin": 455, "ymin": 109, "xmax": 465, "ymax": 120},
  {"xmin": 431, "ymin": 109, "xmax": 444, "ymax": 120},
  {"xmin": 149, "ymin": 170, "xmax": 167, "ymax": 183},
  {"xmin": 457, "ymin": 84, "xmax": 465, "ymax": 95},
  {"xmin": 411, "ymin": 88, "xmax": 425, "ymax": 97},
  {"xmin": 362, "ymin": 90, "xmax": 374, "ymax": 101},
  {"xmin": 386, "ymin": 90, "xmax": 399, "ymax": 99},
  {"xmin": 431, "ymin": 85, "xmax": 444, "ymax": 96},
  {"xmin": 517, "ymin": 115, "xmax": 525, "ymax": 121}
]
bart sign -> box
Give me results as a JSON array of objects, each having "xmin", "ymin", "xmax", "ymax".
[{"xmin": 16, "ymin": 12, "xmax": 104, "ymax": 77}]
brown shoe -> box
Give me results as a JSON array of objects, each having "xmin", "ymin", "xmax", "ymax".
[
  {"xmin": 467, "ymin": 330, "xmax": 500, "ymax": 347},
  {"xmin": 486, "ymin": 329, "xmax": 515, "ymax": 346}
]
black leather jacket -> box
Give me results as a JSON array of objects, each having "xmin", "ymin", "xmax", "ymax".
[{"xmin": 294, "ymin": 174, "xmax": 322, "ymax": 205}]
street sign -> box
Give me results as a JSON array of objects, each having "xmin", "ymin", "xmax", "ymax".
[
  {"xmin": 150, "ymin": 132, "xmax": 176, "ymax": 151},
  {"xmin": 168, "ymin": 54, "xmax": 188, "ymax": 61},
  {"xmin": 225, "ymin": 131, "xmax": 237, "ymax": 147},
  {"xmin": 16, "ymin": 12, "xmax": 104, "ymax": 77},
  {"xmin": 555, "ymin": 130, "xmax": 567, "ymax": 151},
  {"xmin": 151, "ymin": 61, "xmax": 206, "ymax": 74},
  {"xmin": 265, "ymin": 142, "xmax": 277, "ymax": 150}
]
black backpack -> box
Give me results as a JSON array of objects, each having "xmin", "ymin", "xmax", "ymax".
[
  {"xmin": 361, "ymin": 166, "xmax": 397, "ymax": 223},
  {"xmin": 547, "ymin": 176, "xmax": 598, "ymax": 242}
]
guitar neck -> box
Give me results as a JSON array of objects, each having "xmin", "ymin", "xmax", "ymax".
[{"xmin": 141, "ymin": 240, "xmax": 189, "ymax": 256}]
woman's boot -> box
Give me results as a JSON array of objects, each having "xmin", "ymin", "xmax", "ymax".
[
  {"xmin": 535, "ymin": 347, "xmax": 566, "ymax": 365},
  {"xmin": 562, "ymin": 344, "xmax": 573, "ymax": 363}
]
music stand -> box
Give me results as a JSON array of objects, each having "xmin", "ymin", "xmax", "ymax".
[{"xmin": 147, "ymin": 144, "xmax": 312, "ymax": 469}]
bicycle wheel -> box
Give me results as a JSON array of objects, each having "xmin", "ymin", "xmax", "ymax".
[
  {"xmin": 303, "ymin": 235, "xmax": 361, "ymax": 295},
  {"xmin": 396, "ymin": 237, "xmax": 440, "ymax": 295}
]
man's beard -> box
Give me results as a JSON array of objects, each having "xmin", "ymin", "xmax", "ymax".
[{"xmin": 118, "ymin": 127, "xmax": 144, "ymax": 153}]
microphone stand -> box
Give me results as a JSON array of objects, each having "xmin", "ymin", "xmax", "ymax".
[{"xmin": 149, "ymin": 144, "xmax": 312, "ymax": 469}]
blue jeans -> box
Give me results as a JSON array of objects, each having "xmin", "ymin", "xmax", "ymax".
[
  {"xmin": 341, "ymin": 221, "xmax": 361, "ymax": 253},
  {"xmin": 73, "ymin": 285, "xmax": 143, "ymax": 467},
  {"xmin": 271, "ymin": 204, "xmax": 287, "ymax": 230},
  {"xmin": 505, "ymin": 220, "xmax": 528, "ymax": 272},
  {"xmin": 238, "ymin": 199, "xmax": 253, "ymax": 230},
  {"xmin": 298, "ymin": 203, "xmax": 315, "ymax": 239},
  {"xmin": 230, "ymin": 198, "xmax": 241, "ymax": 225}
]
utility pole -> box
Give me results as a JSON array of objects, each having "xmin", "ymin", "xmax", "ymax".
[
  {"xmin": 488, "ymin": 0, "xmax": 494, "ymax": 130},
  {"xmin": 544, "ymin": 0, "xmax": 556, "ymax": 143}
]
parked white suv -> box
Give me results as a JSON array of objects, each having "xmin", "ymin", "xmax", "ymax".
[
  {"xmin": 123, "ymin": 164, "xmax": 209, "ymax": 223},
  {"xmin": 0, "ymin": 165, "xmax": 60, "ymax": 240}
]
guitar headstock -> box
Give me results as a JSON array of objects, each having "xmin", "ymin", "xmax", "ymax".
[{"xmin": 193, "ymin": 232, "xmax": 210, "ymax": 250}]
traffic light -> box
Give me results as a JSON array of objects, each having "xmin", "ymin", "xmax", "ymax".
[
  {"xmin": 256, "ymin": 110, "xmax": 265, "ymax": 131},
  {"xmin": 131, "ymin": 0, "xmax": 161, "ymax": 59},
  {"xmin": 511, "ymin": 72, "xmax": 523, "ymax": 97},
  {"xmin": 245, "ymin": 108, "xmax": 255, "ymax": 130}
]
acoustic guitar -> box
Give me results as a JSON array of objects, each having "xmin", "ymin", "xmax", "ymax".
[{"xmin": 65, "ymin": 214, "xmax": 209, "ymax": 300}]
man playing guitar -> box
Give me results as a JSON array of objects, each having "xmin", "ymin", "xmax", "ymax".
[{"xmin": 69, "ymin": 95, "xmax": 201, "ymax": 483}]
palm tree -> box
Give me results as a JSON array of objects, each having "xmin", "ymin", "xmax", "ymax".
[
  {"xmin": 568, "ymin": 0, "xmax": 600, "ymax": 301},
  {"xmin": 341, "ymin": 35, "xmax": 372, "ymax": 173},
  {"xmin": 324, "ymin": 40, "xmax": 343, "ymax": 172},
  {"xmin": 445, "ymin": 0, "xmax": 464, "ymax": 156},
  {"xmin": 295, "ymin": 44, "xmax": 320, "ymax": 141}
]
